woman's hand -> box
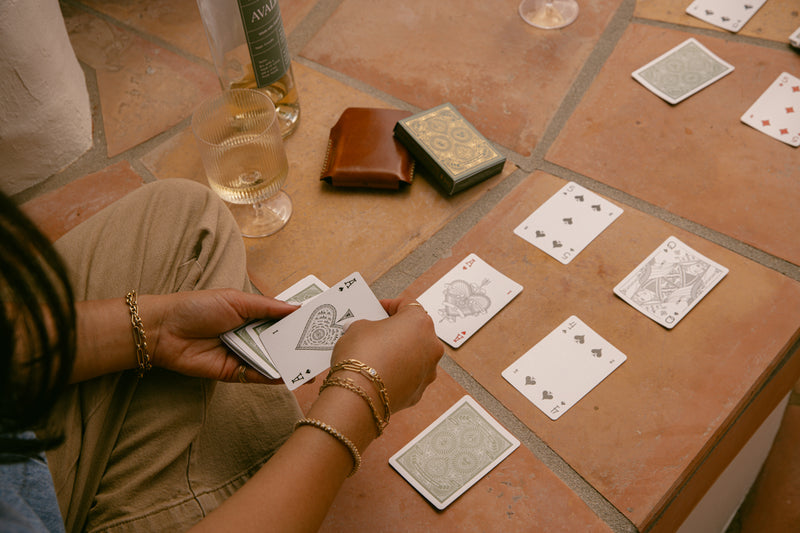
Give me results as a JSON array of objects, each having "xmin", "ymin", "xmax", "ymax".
[
  {"xmin": 146, "ymin": 289, "xmax": 297, "ymax": 383},
  {"xmin": 330, "ymin": 297, "xmax": 444, "ymax": 413}
]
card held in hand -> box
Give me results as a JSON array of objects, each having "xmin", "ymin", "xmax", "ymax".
[
  {"xmin": 502, "ymin": 316, "xmax": 627, "ymax": 420},
  {"xmin": 514, "ymin": 181, "xmax": 623, "ymax": 264},
  {"xmin": 417, "ymin": 253, "xmax": 523, "ymax": 348},
  {"xmin": 389, "ymin": 396, "xmax": 519, "ymax": 510},
  {"xmin": 632, "ymin": 38, "xmax": 734, "ymax": 105},
  {"xmin": 614, "ymin": 236, "xmax": 728, "ymax": 329},
  {"xmin": 258, "ymin": 272, "xmax": 388, "ymax": 390}
]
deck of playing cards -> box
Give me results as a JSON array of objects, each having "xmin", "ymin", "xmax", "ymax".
[
  {"xmin": 514, "ymin": 181, "xmax": 623, "ymax": 264},
  {"xmin": 686, "ymin": 0, "xmax": 766, "ymax": 33},
  {"xmin": 502, "ymin": 316, "xmax": 627, "ymax": 420},
  {"xmin": 416, "ymin": 254, "xmax": 523, "ymax": 348},
  {"xmin": 389, "ymin": 396, "xmax": 519, "ymax": 510},
  {"xmin": 741, "ymin": 72, "xmax": 800, "ymax": 148},
  {"xmin": 256, "ymin": 272, "xmax": 388, "ymax": 390},
  {"xmin": 632, "ymin": 38, "xmax": 734, "ymax": 105},
  {"xmin": 614, "ymin": 236, "xmax": 728, "ymax": 329},
  {"xmin": 221, "ymin": 274, "xmax": 328, "ymax": 378}
]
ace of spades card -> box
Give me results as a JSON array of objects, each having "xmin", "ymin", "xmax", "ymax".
[
  {"xmin": 514, "ymin": 181, "xmax": 623, "ymax": 264},
  {"xmin": 502, "ymin": 316, "xmax": 627, "ymax": 420},
  {"xmin": 614, "ymin": 236, "xmax": 728, "ymax": 329},
  {"xmin": 258, "ymin": 272, "xmax": 388, "ymax": 390},
  {"xmin": 416, "ymin": 254, "xmax": 523, "ymax": 349}
]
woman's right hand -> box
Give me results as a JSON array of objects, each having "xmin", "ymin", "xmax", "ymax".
[{"xmin": 329, "ymin": 298, "xmax": 444, "ymax": 414}]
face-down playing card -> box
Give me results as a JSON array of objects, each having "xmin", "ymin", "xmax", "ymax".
[
  {"xmin": 514, "ymin": 181, "xmax": 623, "ymax": 264},
  {"xmin": 614, "ymin": 236, "xmax": 728, "ymax": 329},
  {"xmin": 389, "ymin": 395, "xmax": 520, "ymax": 510},
  {"xmin": 632, "ymin": 38, "xmax": 734, "ymax": 105},
  {"xmin": 741, "ymin": 72, "xmax": 800, "ymax": 147},
  {"xmin": 258, "ymin": 272, "xmax": 388, "ymax": 390},
  {"xmin": 416, "ymin": 253, "xmax": 523, "ymax": 349},
  {"xmin": 502, "ymin": 316, "xmax": 627, "ymax": 421}
]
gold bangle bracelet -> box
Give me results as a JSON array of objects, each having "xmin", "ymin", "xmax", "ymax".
[
  {"xmin": 327, "ymin": 359, "xmax": 391, "ymax": 424},
  {"xmin": 125, "ymin": 290, "xmax": 152, "ymax": 378},
  {"xmin": 320, "ymin": 376, "xmax": 388, "ymax": 436},
  {"xmin": 294, "ymin": 418, "xmax": 361, "ymax": 477}
]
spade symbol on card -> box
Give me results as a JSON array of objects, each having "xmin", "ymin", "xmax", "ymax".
[
  {"xmin": 553, "ymin": 240, "xmax": 563, "ymax": 248},
  {"xmin": 705, "ymin": 9, "xmax": 714, "ymax": 15},
  {"xmin": 574, "ymin": 335, "xmax": 585, "ymax": 344},
  {"xmin": 591, "ymin": 204, "xmax": 601, "ymax": 212},
  {"xmin": 535, "ymin": 230, "xmax": 545, "ymax": 238},
  {"xmin": 525, "ymin": 376, "xmax": 536, "ymax": 385},
  {"xmin": 591, "ymin": 348, "xmax": 602, "ymax": 358},
  {"xmin": 574, "ymin": 195, "xmax": 584, "ymax": 202},
  {"xmin": 296, "ymin": 304, "xmax": 345, "ymax": 351},
  {"xmin": 744, "ymin": 4, "xmax": 753, "ymax": 10},
  {"xmin": 563, "ymin": 217, "xmax": 573, "ymax": 225},
  {"xmin": 721, "ymin": 16, "xmax": 730, "ymax": 22},
  {"xmin": 542, "ymin": 390, "xmax": 553, "ymax": 400}
]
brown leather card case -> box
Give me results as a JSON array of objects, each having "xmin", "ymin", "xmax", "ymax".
[{"xmin": 320, "ymin": 107, "xmax": 415, "ymax": 190}]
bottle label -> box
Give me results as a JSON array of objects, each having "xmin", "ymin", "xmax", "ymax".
[{"xmin": 236, "ymin": 0, "xmax": 290, "ymax": 87}]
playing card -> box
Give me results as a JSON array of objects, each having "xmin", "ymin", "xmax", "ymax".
[
  {"xmin": 502, "ymin": 316, "xmax": 627, "ymax": 421},
  {"xmin": 741, "ymin": 72, "xmax": 800, "ymax": 147},
  {"xmin": 791, "ymin": 26, "xmax": 800, "ymax": 48},
  {"xmin": 632, "ymin": 38, "xmax": 734, "ymax": 105},
  {"xmin": 389, "ymin": 395, "xmax": 519, "ymax": 510},
  {"xmin": 417, "ymin": 254, "xmax": 523, "ymax": 348},
  {"xmin": 686, "ymin": 0, "xmax": 767, "ymax": 33},
  {"xmin": 513, "ymin": 181, "xmax": 623, "ymax": 264},
  {"xmin": 614, "ymin": 236, "xmax": 729, "ymax": 329},
  {"xmin": 220, "ymin": 275, "xmax": 328, "ymax": 379},
  {"xmin": 258, "ymin": 272, "xmax": 387, "ymax": 390}
]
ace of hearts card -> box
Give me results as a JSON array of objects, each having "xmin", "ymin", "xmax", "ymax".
[{"xmin": 416, "ymin": 254, "xmax": 523, "ymax": 348}]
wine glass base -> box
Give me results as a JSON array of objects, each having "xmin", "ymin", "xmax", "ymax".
[
  {"xmin": 519, "ymin": 0, "xmax": 579, "ymax": 29},
  {"xmin": 229, "ymin": 190, "xmax": 292, "ymax": 238}
]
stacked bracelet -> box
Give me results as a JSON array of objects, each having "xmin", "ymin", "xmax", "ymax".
[
  {"xmin": 125, "ymin": 290, "xmax": 152, "ymax": 378},
  {"xmin": 327, "ymin": 359, "xmax": 391, "ymax": 427},
  {"xmin": 320, "ymin": 376, "xmax": 388, "ymax": 435},
  {"xmin": 294, "ymin": 418, "xmax": 361, "ymax": 477}
]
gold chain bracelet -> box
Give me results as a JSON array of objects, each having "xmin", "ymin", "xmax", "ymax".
[
  {"xmin": 327, "ymin": 359, "xmax": 391, "ymax": 425},
  {"xmin": 320, "ymin": 376, "xmax": 388, "ymax": 436},
  {"xmin": 125, "ymin": 290, "xmax": 152, "ymax": 378},
  {"xmin": 294, "ymin": 418, "xmax": 361, "ymax": 477}
]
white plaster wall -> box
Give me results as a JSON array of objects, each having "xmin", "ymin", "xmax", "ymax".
[{"xmin": 0, "ymin": 0, "xmax": 92, "ymax": 195}]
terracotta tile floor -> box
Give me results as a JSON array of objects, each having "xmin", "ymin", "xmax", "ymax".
[{"xmin": 15, "ymin": 0, "xmax": 800, "ymax": 531}]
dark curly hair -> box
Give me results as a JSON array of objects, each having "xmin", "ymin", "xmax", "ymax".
[{"xmin": 0, "ymin": 190, "xmax": 76, "ymax": 462}]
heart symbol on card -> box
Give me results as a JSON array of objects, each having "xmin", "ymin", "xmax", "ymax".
[
  {"xmin": 542, "ymin": 391, "xmax": 553, "ymax": 400},
  {"xmin": 525, "ymin": 376, "xmax": 536, "ymax": 385},
  {"xmin": 574, "ymin": 335, "xmax": 585, "ymax": 344},
  {"xmin": 591, "ymin": 348, "xmax": 602, "ymax": 358},
  {"xmin": 563, "ymin": 217, "xmax": 573, "ymax": 225},
  {"xmin": 296, "ymin": 304, "xmax": 345, "ymax": 351},
  {"xmin": 535, "ymin": 230, "xmax": 545, "ymax": 238},
  {"xmin": 552, "ymin": 240, "xmax": 563, "ymax": 248}
]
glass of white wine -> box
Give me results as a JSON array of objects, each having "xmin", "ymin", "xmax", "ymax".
[
  {"xmin": 192, "ymin": 89, "xmax": 292, "ymax": 238},
  {"xmin": 519, "ymin": 0, "xmax": 579, "ymax": 29}
]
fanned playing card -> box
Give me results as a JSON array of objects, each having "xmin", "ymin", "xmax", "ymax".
[
  {"xmin": 417, "ymin": 254, "xmax": 523, "ymax": 348},
  {"xmin": 614, "ymin": 236, "xmax": 728, "ymax": 329},
  {"xmin": 632, "ymin": 38, "xmax": 734, "ymax": 105},
  {"xmin": 686, "ymin": 0, "xmax": 766, "ymax": 33},
  {"xmin": 258, "ymin": 272, "xmax": 387, "ymax": 390},
  {"xmin": 514, "ymin": 181, "xmax": 623, "ymax": 264},
  {"xmin": 389, "ymin": 396, "xmax": 519, "ymax": 510},
  {"xmin": 220, "ymin": 274, "xmax": 328, "ymax": 378},
  {"xmin": 502, "ymin": 316, "xmax": 627, "ymax": 421},
  {"xmin": 741, "ymin": 72, "xmax": 800, "ymax": 147}
]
